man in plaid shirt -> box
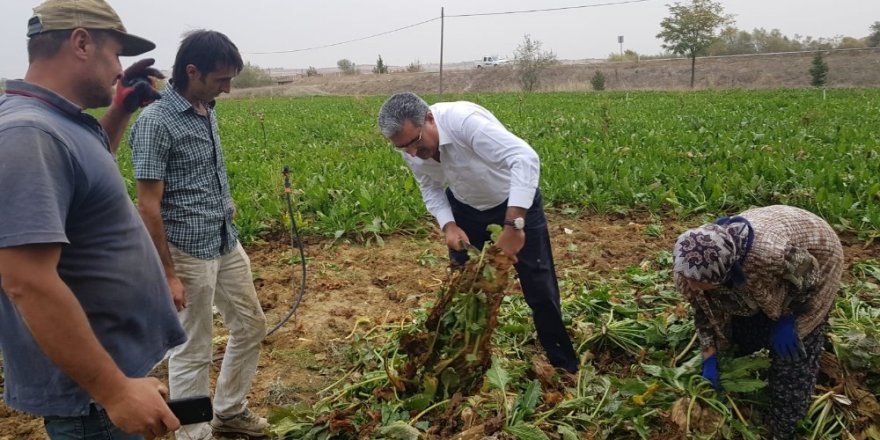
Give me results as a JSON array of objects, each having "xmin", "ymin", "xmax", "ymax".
[{"xmin": 130, "ymin": 30, "xmax": 268, "ymax": 439}]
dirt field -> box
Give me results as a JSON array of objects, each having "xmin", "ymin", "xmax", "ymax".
[
  {"xmin": 229, "ymin": 48, "xmax": 880, "ymax": 98},
  {"xmin": 2, "ymin": 212, "xmax": 877, "ymax": 439}
]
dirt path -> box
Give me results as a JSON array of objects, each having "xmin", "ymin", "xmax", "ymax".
[{"xmin": 1, "ymin": 212, "xmax": 876, "ymax": 439}]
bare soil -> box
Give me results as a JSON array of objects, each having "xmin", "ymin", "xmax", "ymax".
[
  {"xmin": 2, "ymin": 212, "xmax": 877, "ymax": 439},
  {"xmin": 229, "ymin": 48, "xmax": 880, "ymax": 98}
]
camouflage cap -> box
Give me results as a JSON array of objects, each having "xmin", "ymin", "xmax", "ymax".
[{"xmin": 27, "ymin": 0, "xmax": 155, "ymax": 56}]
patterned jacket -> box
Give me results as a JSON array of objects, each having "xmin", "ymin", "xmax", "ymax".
[{"xmin": 674, "ymin": 205, "xmax": 844, "ymax": 351}]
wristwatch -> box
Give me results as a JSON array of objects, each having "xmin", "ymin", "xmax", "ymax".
[{"xmin": 504, "ymin": 217, "xmax": 526, "ymax": 230}]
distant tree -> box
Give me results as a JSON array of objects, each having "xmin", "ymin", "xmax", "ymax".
[
  {"xmin": 406, "ymin": 60, "xmax": 423, "ymax": 73},
  {"xmin": 514, "ymin": 34, "xmax": 558, "ymax": 92},
  {"xmin": 801, "ymin": 35, "xmax": 836, "ymax": 51},
  {"xmin": 674, "ymin": 23, "xmax": 872, "ymax": 56},
  {"xmin": 657, "ymin": 0, "xmax": 733, "ymax": 88},
  {"xmin": 305, "ymin": 66, "xmax": 320, "ymax": 77},
  {"xmin": 707, "ymin": 26, "xmax": 863, "ymax": 54},
  {"xmin": 590, "ymin": 71, "xmax": 606, "ymax": 91},
  {"xmin": 709, "ymin": 26, "xmax": 757, "ymax": 55},
  {"xmin": 337, "ymin": 59, "xmax": 359, "ymax": 75},
  {"xmin": 607, "ymin": 49, "xmax": 640, "ymax": 61},
  {"xmin": 232, "ymin": 62, "xmax": 274, "ymax": 89},
  {"xmin": 752, "ymin": 28, "xmax": 804, "ymax": 53},
  {"xmin": 372, "ymin": 55, "xmax": 389, "ymax": 74},
  {"xmin": 869, "ymin": 22, "xmax": 880, "ymax": 47},
  {"xmin": 809, "ymin": 52, "xmax": 829, "ymax": 87},
  {"xmin": 838, "ymin": 36, "xmax": 868, "ymax": 49}
]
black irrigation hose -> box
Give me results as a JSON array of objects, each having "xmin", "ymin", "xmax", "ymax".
[
  {"xmin": 263, "ymin": 108, "xmax": 308, "ymax": 336},
  {"xmin": 266, "ymin": 165, "xmax": 307, "ymax": 337},
  {"xmin": 211, "ymin": 120, "xmax": 307, "ymax": 362},
  {"xmin": 211, "ymin": 166, "xmax": 307, "ymax": 363}
]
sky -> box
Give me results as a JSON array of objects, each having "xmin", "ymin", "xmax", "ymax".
[{"xmin": 1, "ymin": 0, "xmax": 878, "ymax": 79}]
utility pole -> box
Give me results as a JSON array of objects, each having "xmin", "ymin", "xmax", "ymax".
[
  {"xmin": 618, "ymin": 35, "xmax": 624, "ymax": 59},
  {"xmin": 439, "ymin": 7, "xmax": 445, "ymax": 95}
]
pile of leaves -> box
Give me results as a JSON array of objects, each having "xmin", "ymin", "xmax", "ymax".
[
  {"xmin": 268, "ymin": 252, "xmax": 880, "ymax": 440},
  {"xmin": 270, "ymin": 237, "xmax": 530, "ymax": 439},
  {"xmin": 394, "ymin": 243, "xmax": 515, "ymax": 404}
]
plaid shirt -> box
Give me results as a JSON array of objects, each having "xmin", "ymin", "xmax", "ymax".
[{"xmin": 130, "ymin": 87, "xmax": 237, "ymax": 260}]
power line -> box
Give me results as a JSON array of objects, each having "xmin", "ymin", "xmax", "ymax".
[
  {"xmin": 245, "ymin": 17, "xmax": 439, "ymax": 55},
  {"xmin": 448, "ymin": 0, "xmax": 649, "ymax": 18},
  {"xmin": 242, "ymin": 0, "xmax": 649, "ymax": 56}
]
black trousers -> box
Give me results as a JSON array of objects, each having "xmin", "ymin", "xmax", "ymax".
[
  {"xmin": 731, "ymin": 314, "xmax": 827, "ymax": 440},
  {"xmin": 446, "ymin": 188, "xmax": 579, "ymax": 372}
]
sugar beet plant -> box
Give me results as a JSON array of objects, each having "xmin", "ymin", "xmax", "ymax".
[
  {"xmin": 103, "ymin": 88, "xmax": 880, "ymax": 437},
  {"xmin": 109, "ymin": 89, "xmax": 880, "ymax": 244},
  {"xmin": 267, "ymin": 252, "xmax": 880, "ymax": 439}
]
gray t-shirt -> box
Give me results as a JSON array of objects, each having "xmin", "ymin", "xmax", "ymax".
[{"xmin": 0, "ymin": 80, "xmax": 186, "ymax": 417}]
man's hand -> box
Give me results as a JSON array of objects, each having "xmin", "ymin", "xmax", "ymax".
[
  {"xmin": 701, "ymin": 353, "xmax": 721, "ymax": 390},
  {"xmin": 495, "ymin": 227, "xmax": 525, "ymax": 263},
  {"xmin": 113, "ymin": 58, "xmax": 164, "ymax": 113},
  {"xmin": 167, "ymin": 275, "xmax": 186, "ymax": 312},
  {"xmin": 772, "ymin": 315, "xmax": 806, "ymax": 362},
  {"xmin": 100, "ymin": 377, "xmax": 180, "ymax": 439},
  {"xmin": 228, "ymin": 199, "xmax": 237, "ymax": 220},
  {"xmin": 443, "ymin": 223, "xmax": 470, "ymax": 251}
]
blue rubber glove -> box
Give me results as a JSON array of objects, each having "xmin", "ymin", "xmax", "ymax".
[
  {"xmin": 772, "ymin": 315, "xmax": 806, "ymax": 362},
  {"xmin": 702, "ymin": 353, "xmax": 721, "ymax": 390}
]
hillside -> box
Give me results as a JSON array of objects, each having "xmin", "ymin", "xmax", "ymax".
[{"xmin": 230, "ymin": 48, "xmax": 880, "ymax": 98}]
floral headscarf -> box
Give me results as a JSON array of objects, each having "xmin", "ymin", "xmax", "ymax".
[{"xmin": 673, "ymin": 217, "xmax": 754, "ymax": 288}]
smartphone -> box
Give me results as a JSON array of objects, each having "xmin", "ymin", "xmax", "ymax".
[{"xmin": 167, "ymin": 396, "xmax": 212, "ymax": 425}]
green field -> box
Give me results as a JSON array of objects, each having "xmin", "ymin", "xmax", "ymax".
[
  {"xmin": 116, "ymin": 88, "xmax": 880, "ymax": 243},
  {"xmin": 113, "ymin": 89, "xmax": 880, "ymax": 439}
]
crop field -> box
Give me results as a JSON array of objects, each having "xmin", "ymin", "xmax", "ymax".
[
  {"xmin": 130, "ymin": 89, "xmax": 877, "ymax": 439},
  {"xmin": 113, "ymin": 88, "xmax": 880, "ymax": 243},
  {"xmin": 2, "ymin": 89, "xmax": 879, "ymax": 439},
  {"xmin": 190, "ymin": 89, "xmax": 877, "ymax": 440}
]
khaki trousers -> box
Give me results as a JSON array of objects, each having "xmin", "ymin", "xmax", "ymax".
[{"xmin": 168, "ymin": 243, "xmax": 266, "ymax": 439}]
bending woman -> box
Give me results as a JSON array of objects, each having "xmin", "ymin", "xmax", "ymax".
[{"xmin": 672, "ymin": 205, "xmax": 843, "ymax": 440}]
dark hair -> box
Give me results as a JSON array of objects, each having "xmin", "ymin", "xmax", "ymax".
[
  {"xmin": 171, "ymin": 30, "xmax": 243, "ymax": 92},
  {"xmin": 27, "ymin": 29, "xmax": 113, "ymax": 62}
]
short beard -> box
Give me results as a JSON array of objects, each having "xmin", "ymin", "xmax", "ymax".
[{"xmin": 79, "ymin": 78, "xmax": 113, "ymax": 109}]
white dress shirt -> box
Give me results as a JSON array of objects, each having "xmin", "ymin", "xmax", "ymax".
[{"xmin": 400, "ymin": 101, "xmax": 540, "ymax": 229}]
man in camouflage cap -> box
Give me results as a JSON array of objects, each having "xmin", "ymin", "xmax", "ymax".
[{"xmin": 0, "ymin": 0, "xmax": 184, "ymax": 438}]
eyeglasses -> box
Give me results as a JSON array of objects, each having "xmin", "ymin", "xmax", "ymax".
[{"xmin": 394, "ymin": 128, "xmax": 422, "ymax": 150}]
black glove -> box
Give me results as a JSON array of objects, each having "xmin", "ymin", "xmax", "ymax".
[{"xmin": 113, "ymin": 58, "xmax": 164, "ymax": 112}]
